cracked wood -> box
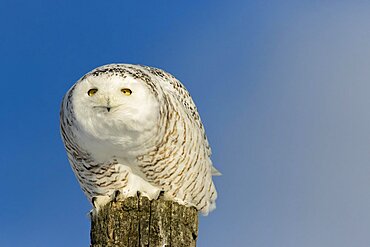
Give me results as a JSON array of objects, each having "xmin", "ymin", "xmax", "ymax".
[{"xmin": 90, "ymin": 196, "xmax": 198, "ymax": 247}]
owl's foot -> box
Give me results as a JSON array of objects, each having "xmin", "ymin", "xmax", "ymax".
[
  {"xmin": 114, "ymin": 188, "xmax": 163, "ymax": 202},
  {"xmin": 120, "ymin": 172, "xmax": 162, "ymax": 200},
  {"xmin": 91, "ymin": 195, "xmax": 111, "ymax": 215},
  {"xmin": 138, "ymin": 186, "xmax": 162, "ymax": 200}
]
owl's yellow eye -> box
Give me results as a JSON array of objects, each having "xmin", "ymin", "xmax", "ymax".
[
  {"xmin": 87, "ymin": 88, "xmax": 98, "ymax": 96},
  {"xmin": 121, "ymin": 88, "xmax": 132, "ymax": 96}
]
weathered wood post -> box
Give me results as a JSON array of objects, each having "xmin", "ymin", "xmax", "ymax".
[{"xmin": 90, "ymin": 195, "xmax": 199, "ymax": 247}]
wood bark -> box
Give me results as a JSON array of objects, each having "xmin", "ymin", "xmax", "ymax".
[{"xmin": 90, "ymin": 195, "xmax": 198, "ymax": 247}]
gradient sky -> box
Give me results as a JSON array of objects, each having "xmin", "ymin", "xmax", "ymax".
[{"xmin": 1, "ymin": 1, "xmax": 370, "ymax": 246}]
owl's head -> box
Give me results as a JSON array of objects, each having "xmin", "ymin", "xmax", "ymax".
[{"xmin": 70, "ymin": 65, "xmax": 160, "ymax": 143}]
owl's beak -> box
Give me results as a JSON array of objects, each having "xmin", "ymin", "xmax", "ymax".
[{"xmin": 106, "ymin": 97, "xmax": 111, "ymax": 112}]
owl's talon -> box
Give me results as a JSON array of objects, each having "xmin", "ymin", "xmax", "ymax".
[
  {"xmin": 158, "ymin": 190, "xmax": 165, "ymax": 199},
  {"xmin": 113, "ymin": 190, "xmax": 121, "ymax": 202},
  {"xmin": 91, "ymin": 197, "xmax": 97, "ymax": 207}
]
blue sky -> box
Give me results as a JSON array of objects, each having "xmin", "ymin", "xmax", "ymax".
[{"xmin": 1, "ymin": 1, "xmax": 370, "ymax": 246}]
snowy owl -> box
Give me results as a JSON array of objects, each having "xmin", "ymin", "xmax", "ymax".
[{"xmin": 60, "ymin": 64, "xmax": 219, "ymax": 215}]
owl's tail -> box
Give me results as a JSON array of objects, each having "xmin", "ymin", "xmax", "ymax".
[{"xmin": 211, "ymin": 166, "xmax": 222, "ymax": 176}]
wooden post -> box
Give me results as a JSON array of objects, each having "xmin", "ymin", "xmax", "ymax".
[{"xmin": 90, "ymin": 195, "xmax": 199, "ymax": 247}]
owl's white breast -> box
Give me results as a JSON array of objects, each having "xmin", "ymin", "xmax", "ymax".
[{"xmin": 71, "ymin": 99, "xmax": 160, "ymax": 163}]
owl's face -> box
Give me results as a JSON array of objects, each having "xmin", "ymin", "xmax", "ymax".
[{"xmin": 71, "ymin": 73, "xmax": 160, "ymax": 146}]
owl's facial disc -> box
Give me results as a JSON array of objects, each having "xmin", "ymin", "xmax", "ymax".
[{"xmin": 73, "ymin": 74, "xmax": 160, "ymax": 134}]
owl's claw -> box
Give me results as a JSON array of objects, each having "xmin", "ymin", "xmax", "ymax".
[
  {"xmin": 158, "ymin": 190, "xmax": 165, "ymax": 199},
  {"xmin": 113, "ymin": 190, "xmax": 121, "ymax": 202},
  {"xmin": 91, "ymin": 197, "xmax": 97, "ymax": 207}
]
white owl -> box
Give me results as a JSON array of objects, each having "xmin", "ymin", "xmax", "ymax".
[{"xmin": 60, "ymin": 64, "xmax": 219, "ymax": 215}]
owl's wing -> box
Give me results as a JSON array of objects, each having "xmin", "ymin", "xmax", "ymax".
[{"xmin": 143, "ymin": 65, "xmax": 221, "ymax": 176}]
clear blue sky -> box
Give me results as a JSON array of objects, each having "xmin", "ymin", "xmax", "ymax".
[{"xmin": 1, "ymin": 1, "xmax": 370, "ymax": 246}]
